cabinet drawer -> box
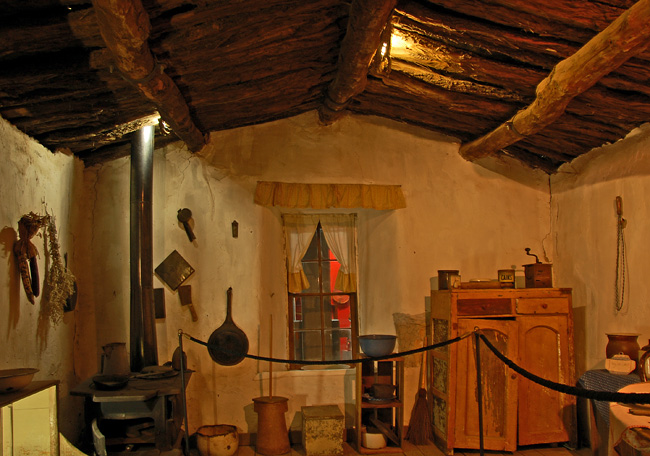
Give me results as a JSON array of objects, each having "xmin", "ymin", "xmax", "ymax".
[
  {"xmin": 457, "ymin": 298, "xmax": 512, "ymax": 316},
  {"xmin": 516, "ymin": 297, "xmax": 569, "ymax": 314}
]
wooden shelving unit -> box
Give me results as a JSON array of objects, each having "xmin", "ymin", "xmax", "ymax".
[{"xmin": 354, "ymin": 356, "xmax": 404, "ymax": 454}]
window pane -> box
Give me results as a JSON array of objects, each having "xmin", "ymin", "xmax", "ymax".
[
  {"xmin": 323, "ymin": 298, "xmax": 335, "ymax": 328},
  {"xmin": 303, "ymin": 233, "xmax": 318, "ymax": 261},
  {"xmin": 331, "ymin": 295, "xmax": 351, "ymax": 328},
  {"xmin": 321, "ymin": 260, "xmax": 332, "ymax": 292},
  {"xmin": 291, "ymin": 295, "xmax": 302, "ymax": 322},
  {"xmin": 286, "ymin": 218, "xmax": 358, "ymax": 367},
  {"xmin": 294, "ymin": 296, "xmax": 321, "ymax": 330},
  {"xmin": 320, "ymin": 230, "xmax": 330, "ymax": 253},
  {"xmin": 294, "ymin": 330, "xmax": 322, "ymax": 361},
  {"xmin": 324, "ymin": 329, "xmax": 352, "ymax": 361},
  {"xmin": 302, "ymin": 262, "xmax": 320, "ymax": 293}
]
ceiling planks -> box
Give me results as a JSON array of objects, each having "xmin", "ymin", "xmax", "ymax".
[{"xmin": 1, "ymin": 0, "xmax": 650, "ymax": 171}]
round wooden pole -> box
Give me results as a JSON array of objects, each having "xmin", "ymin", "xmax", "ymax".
[{"xmin": 269, "ymin": 314, "xmax": 273, "ymax": 399}]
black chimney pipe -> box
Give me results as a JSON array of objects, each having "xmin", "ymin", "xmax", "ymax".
[{"xmin": 129, "ymin": 125, "xmax": 158, "ymax": 372}]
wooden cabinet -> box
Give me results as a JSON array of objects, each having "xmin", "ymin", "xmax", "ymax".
[
  {"xmin": 354, "ymin": 357, "xmax": 405, "ymax": 453},
  {"xmin": 1, "ymin": 381, "xmax": 59, "ymax": 456},
  {"xmin": 427, "ymin": 288, "xmax": 575, "ymax": 454}
]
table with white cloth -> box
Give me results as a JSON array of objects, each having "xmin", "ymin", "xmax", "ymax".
[{"xmin": 609, "ymin": 383, "xmax": 650, "ymax": 456}]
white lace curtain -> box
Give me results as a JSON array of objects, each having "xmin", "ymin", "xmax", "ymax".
[{"xmin": 283, "ymin": 213, "xmax": 357, "ymax": 293}]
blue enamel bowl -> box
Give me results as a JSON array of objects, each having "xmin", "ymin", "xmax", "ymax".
[{"xmin": 359, "ymin": 335, "xmax": 397, "ymax": 357}]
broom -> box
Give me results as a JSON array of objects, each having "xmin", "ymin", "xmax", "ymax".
[{"xmin": 406, "ymin": 345, "xmax": 434, "ymax": 445}]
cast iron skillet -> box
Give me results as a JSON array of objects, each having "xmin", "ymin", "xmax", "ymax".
[
  {"xmin": 208, "ymin": 287, "xmax": 249, "ymax": 365},
  {"xmin": 92, "ymin": 374, "xmax": 129, "ymax": 390}
]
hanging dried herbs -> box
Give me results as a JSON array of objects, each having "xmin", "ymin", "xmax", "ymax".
[{"xmin": 42, "ymin": 213, "xmax": 76, "ymax": 325}]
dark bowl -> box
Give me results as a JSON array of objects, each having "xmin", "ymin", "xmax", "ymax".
[
  {"xmin": 359, "ymin": 335, "xmax": 397, "ymax": 357},
  {"xmin": 371, "ymin": 383, "xmax": 396, "ymax": 399},
  {"xmin": 92, "ymin": 374, "xmax": 129, "ymax": 390}
]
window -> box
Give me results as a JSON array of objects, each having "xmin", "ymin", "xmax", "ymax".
[{"xmin": 283, "ymin": 214, "xmax": 359, "ymax": 368}]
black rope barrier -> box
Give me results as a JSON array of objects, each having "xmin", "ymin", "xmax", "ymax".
[
  {"xmin": 185, "ymin": 332, "xmax": 471, "ymax": 365},
  {"xmin": 477, "ymin": 332, "xmax": 650, "ymax": 404},
  {"xmin": 183, "ymin": 329, "xmax": 650, "ymax": 404}
]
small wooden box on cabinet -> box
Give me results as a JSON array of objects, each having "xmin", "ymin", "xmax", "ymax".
[
  {"xmin": 354, "ymin": 357, "xmax": 405, "ymax": 454},
  {"xmin": 427, "ymin": 288, "xmax": 576, "ymax": 455}
]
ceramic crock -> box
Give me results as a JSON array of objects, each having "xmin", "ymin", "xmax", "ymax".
[
  {"xmin": 606, "ymin": 333, "xmax": 640, "ymax": 368},
  {"xmin": 196, "ymin": 424, "xmax": 239, "ymax": 456}
]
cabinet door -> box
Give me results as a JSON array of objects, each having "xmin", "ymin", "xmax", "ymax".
[
  {"xmin": 517, "ymin": 315, "xmax": 573, "ymax": 445},
  {"xmin": 454, "ymin": 319, "xmax": 518, "ymax": 452}
]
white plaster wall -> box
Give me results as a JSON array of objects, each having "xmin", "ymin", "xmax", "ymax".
[
  {"xmin": 551, "ymin": 123, "xmax": 650, "ymax": 375},
  {"xmin": 83, "ymin": 111, "xmax": 551, "ymax": 435},
  {"xmin": 0, "ymin": 116, "xmax": 84, "ymax": 440}
]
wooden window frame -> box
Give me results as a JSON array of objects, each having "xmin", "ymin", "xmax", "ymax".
[{"xmin": 287, "ymin": 223, "xmax": 359, "ymax": 369}]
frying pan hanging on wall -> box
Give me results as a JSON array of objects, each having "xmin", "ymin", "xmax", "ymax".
[{"xmin": 208, "ymin": 287, "xmax": 249, "ymax": 366}]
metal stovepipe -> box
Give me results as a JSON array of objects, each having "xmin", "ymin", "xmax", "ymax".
[{"xmin": 130, "ymin": 125, "xmax": 158, "ymax": 372}]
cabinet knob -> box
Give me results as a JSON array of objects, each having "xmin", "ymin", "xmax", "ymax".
[
  {"xmin": 511, "ymin": 374, "xmax": 517, "ymax": 380},
  {"xmin": 542, "ymin": 303, "xmax": 548, "ymax": 309}
]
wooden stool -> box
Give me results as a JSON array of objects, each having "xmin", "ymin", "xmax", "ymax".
[{"xmin": 253, "ymin": 396, "xmax": 291, "ymax": 455}]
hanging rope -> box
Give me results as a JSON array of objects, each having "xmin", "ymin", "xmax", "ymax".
[{"xmin": 615, "ymin": 196, "xmax": 627, "ymax": 312}]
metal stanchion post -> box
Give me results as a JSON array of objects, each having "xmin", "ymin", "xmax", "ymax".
[{"xmin": 179, "ymin": 330, "xmax": 191, "ymax": 455}]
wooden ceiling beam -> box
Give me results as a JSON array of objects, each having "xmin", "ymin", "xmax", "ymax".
[
  {"xmin": 318, "ymin": 0, "xmax": 397, "ymax": 125},
  {"xmin": 459, "ymin": 0, "xmax": 650, "ymax": 162},
  {"xmin": 92, "ymin": 0, "xmax": 206, "ymax": 151}
]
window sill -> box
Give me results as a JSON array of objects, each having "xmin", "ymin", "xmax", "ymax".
[{"xmin": 255, "ymin": 365, "xmax": 355, "ymax": 381}]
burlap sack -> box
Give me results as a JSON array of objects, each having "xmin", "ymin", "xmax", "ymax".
[{"xmin": 392, "ymin": 312, "xmax": 426, "ymax": 368}]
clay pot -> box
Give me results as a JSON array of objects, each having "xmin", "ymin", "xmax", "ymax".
[
  {"xmin": 196, "ymin": 425, "xmax": 239, "ymax": 456},
  {"xmin": 606, "ymin": 333, "xmax": 640, "ymax": 368}
]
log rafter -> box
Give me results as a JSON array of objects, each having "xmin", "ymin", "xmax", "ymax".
[
  {"xmin": 92, "ymin": 0, "xmax": 206, "ymax": 151},
  {"xmin": 459, "ymin": 0, "xmax": 650, "ymax": 162},
  {"xmin": 318, "ymin": 0, "xmax": 397, "ymax": 125}
]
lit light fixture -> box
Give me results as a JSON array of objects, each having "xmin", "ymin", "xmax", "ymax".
[
  {"xmin": 370, "ymin": 23, "xmax": 393, "ymax": 76},
  {"xmin": 159, "ymin": 118, "xmax": 172, "ymax": 135},
  {"xmin": 387, "ymin": 31, "xmax": 409, "ymax": 60},
  {"xmin": 380, "ymin": 41, "xmax": 388, "ymax": 58}
]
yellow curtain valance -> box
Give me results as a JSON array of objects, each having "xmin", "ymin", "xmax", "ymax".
[{"xmin": 254, "ymin": 181, "xmax": 406, "ymax": 210}]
